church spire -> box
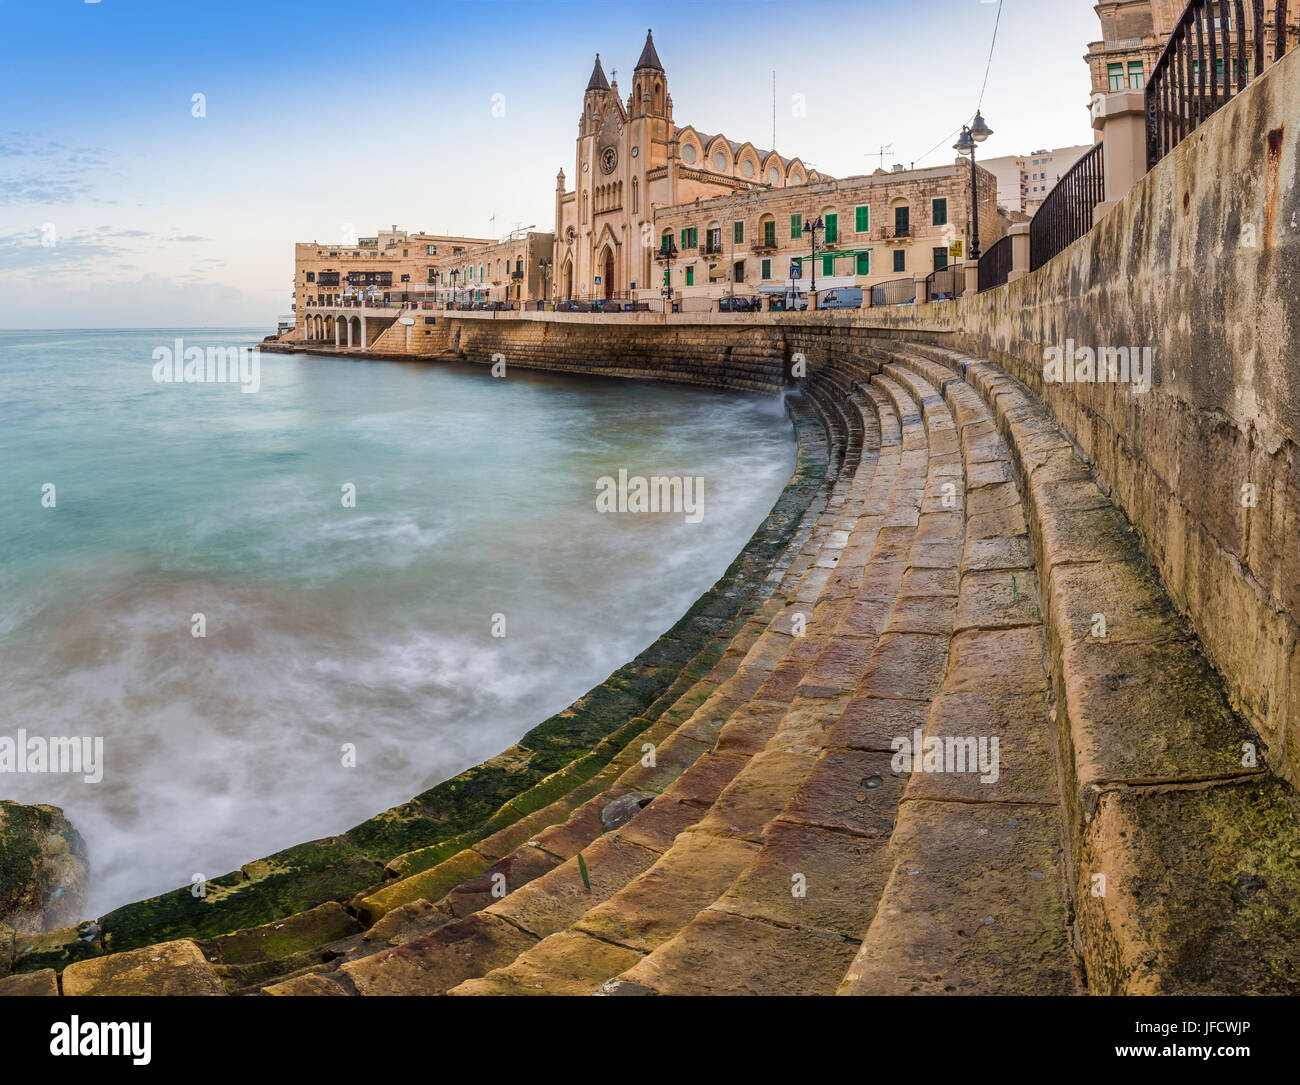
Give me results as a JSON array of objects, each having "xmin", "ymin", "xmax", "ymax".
[
  {"xmin": 635, "ymin": 29, "xmax": 663, "ymax": 72},
  {"xmin": 586, "ymin": 53, "xmax": 611, "ymax": 92}
]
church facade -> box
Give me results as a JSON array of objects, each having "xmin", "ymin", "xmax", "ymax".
[{"xmin": 552, "ymin": 31, "xmax": 829, "ymax": 302}]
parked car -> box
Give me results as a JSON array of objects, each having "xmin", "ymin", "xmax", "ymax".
[
  {"xmin": 555, "ymin": 299, "xmax": 591, "ymax": 313},
  {"xmin": 718, "ymin": 295, "xmax": 762, "ymax": 313},
  {"xmin": 769, "ymin": 291, "xmax": 808, "ymax": 312},
  {"xmin": 818, "ymin": 287, "xmax": 864, "ymax": 310}
]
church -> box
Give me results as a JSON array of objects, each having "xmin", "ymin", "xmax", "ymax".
[{"xmin": 552, "ymin": 30, "xmax": 829, "ymax": 302}]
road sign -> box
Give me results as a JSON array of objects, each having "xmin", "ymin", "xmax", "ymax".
[
  {"xmin": 790, "ymin": 262, "xmax": 802, "ymax": 279},
  {"xmin": 594, "ymin": 276, "xmax": 602, "ymax": 284},
  {"xmin": 949, "ymin": 241, "xmax": 963, "ymax": 259}
]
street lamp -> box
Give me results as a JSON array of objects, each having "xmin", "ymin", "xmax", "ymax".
[
  {"xmin": 954, "ymin": 110, "xmax": 993, "ymax": 261},
  {"xmin": 659, "ymin": 235, "xmax": 678, "ymax": 312},
  {"xmin": 804, "ymin": 215, "xmax": 824, "ymax": 297},
  {"xmin": 449, "ymin": 269, "xmax": 458, "ymax": 308}
]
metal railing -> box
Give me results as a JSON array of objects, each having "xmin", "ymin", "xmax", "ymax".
[
  {"xmin": 1029, "ymin": 142, "xmax": 1105, "ymax": 272},
  {"xmin": 871, "ymin": 276, "xmax": 918, "ymax": 307},
  {"xmin": 924, "ymin": 263, "xmax": 967, "ymax": 301},
  {"xmin": 978, "ymin": 234, "xmax": 1013, "ymax": 292},
  {"xmin": 1146, "ymin": 0, "xmax": 1292, "ymax": 169}
]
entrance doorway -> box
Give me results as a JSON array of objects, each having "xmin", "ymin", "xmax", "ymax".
[{"xmin": 603, "ymin": 249, "xmax": 614, "ymax": 299}]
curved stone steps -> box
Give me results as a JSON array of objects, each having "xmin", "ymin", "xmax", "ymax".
[
  {"xmin": 883, "ymin": 340, "xmax": 1300, "ymax": 994},
  {"xmin": 258, "ymin": 371, "xmax": 887, "ymax": 993},
  {"xmin": 524, "ymin": 375, "xmax": 960, "ymax": 995},
  {"xmin": 434, "ymin": 381, "xmax": 919, "ymax": 994},
  {"xmin": 836, "ymin": 349, "xmax": 1080, "ymax": 994}
]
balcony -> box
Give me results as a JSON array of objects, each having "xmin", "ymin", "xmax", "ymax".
[
  {"xmin": 874, "ymin": 225, "xmax": 913, "ymax": 242},
  {"xmin": 750, "ymin": 236, "xmax": 778, "ymax": 253}
]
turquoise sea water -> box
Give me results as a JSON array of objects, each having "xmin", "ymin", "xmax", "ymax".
[{"xmin": 0, "ymin": 329, "xmax": 795, "ymax": 916}]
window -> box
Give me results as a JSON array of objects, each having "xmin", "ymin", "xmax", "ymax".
[
  {"xmin": 761, "ymin": 258, "xmax": 772, "ymax": 279},
  {"xmin": 661, "ymin": 231, "xmax": 672, "ymax": 252},
  {"xmin": 932, "ymin": 198, "xmax": 948, "ymax": 227},
  {"xmin": 427, "ymin": 245, "xmax": 437, "ymax": 255},
  {"xmin": 400, "ymin": 274, "xmax": 410, "ymax": 282},
  {"xmin": 822, "ymin": 255, "xmax": 834, "ymax": 277},
  {"xmin": 824, "ymin": 214, "xmax": 838, "ymax": 244},
  {"xmin": 763, "ymin": 220, "xmax": 776, "ymax": 247},
  {"xmin": 685, "ymin": 266, "xmax": 694, "ymax": 286},
  {"xmin": 707, "ymin": 227, "xmax": 722, "ymax": 252},
  {"xmin": 681, "ymin": 227, "xmax": 697, "ymax": 249},
  {"xmin": 1128, "ymin": 61, "xmax": 1145, "ymax": 89},
  {"xmin": 1108, "ymin": 63, "xmax": 1124, "ymax": 91},
  {"xmin": 855, "ymin": 252, "xmax": 870, "ymax": 276},
  {"xmin": 894, "ymin": 205, "xmax": 910, "ymax": 235},
  {"xmin": 893, "ymin": 249, "xmax": 906, "ymax": 273},
  {"xmin": 734, "ymin": 261, "xmax": 745, "ymax": 284},
  {"xmin": 306, "ymin": 272, "xmax": 315, "ymax": 282},
  {"xmin": 933, "ymin": 247, "xmax": 948, "ymax": 271},
  {"xmin": 791, "ymin": 214, "xmax": 803, "ymax": 239},
  {"xmin": 855, "ymin": 205, "xmax": 870, "ymax": 233},
  {"xmin": 734, "ymin": 220, "xmax": 744, "ymax": 245},
  {"xmin": 402, "ymin": 249, "xmax": 408, "ymax": 257}
]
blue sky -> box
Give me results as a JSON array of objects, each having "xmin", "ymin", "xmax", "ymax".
[{"xmin": 0, "ymin": 0, "xmax": 1099, "ymax": 328}]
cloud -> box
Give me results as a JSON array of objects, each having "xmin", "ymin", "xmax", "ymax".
[{"xmin": 0, "ymin": 133, "xmax": 109, "ymax": 206}]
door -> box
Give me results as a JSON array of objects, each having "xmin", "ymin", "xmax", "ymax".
[
  {"xmin": 603, "ymin": 249, "xmax": 614, "ymax": 299},
  {"xmin": 894, "ymin": 205, "xmax": 910, "ymax": 236}
]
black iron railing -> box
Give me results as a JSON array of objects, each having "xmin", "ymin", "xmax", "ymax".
[
  {"xmin": 978, "ymin": 234, "xmax": 1013, "ymax": 292},
  {"xmin": 1029, "ymin": 142, "xmax": 1105, "ymax": 272},
  {"xmin": 871, "ymin": 276, "xmax": 917, "ymax": 307},
  {"xmin": 1146, "ymin": 0, "xmax": 1292, "ymax": 169},
  {"xmin": 924, "ymin": 263, "xmax": 967, "ymax": 301}
]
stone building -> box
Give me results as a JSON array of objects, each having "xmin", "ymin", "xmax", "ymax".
[
  {"xmin": 441, "ymin": 231, "xmax": 555, "ymax": 306},
  {"xmin": 293, "ymin": 226, "xmax": 492, "ymax": 332},
  {"xmin": 1085, "ymin": 1, "xmax": 1298, "ymax": 103},
  {"xmin": 650, "ymin": 162, "xmax": 1003, "ymax": 304},
  {"xmin": 551, "ymin": 30, "xmax": 831, "ymax": 303}
]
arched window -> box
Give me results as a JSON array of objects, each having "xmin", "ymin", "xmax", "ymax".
[
  {"xmin": 582, "ymin": 191, "xmax": 588, "ymax": 223},
  {"xmin": 632, "ymin": 177, "xmax": 639, "ymax": 214}
]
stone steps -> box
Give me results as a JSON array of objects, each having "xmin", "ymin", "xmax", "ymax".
[
  {"xmin": 879, "ymin": 340, "xmax": 1300, "ymax": 994},
  {"xmin": 835, "ymin": 346, "xmax": 1080, "ymax": 995},
  {"xmin": 448, "ymin": 375, "xmax": 943, "ymax": 996}
]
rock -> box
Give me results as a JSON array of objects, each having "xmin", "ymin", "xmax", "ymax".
[
  {"xmin": 599, "ymin": 792, "xmax": 656, "ymax": 832},
  {"xmin": 0, "ymin": 968, "xmax": 59, "ymax": 996},
  {"xmin": 61, "ymin": 939, "xmax": 226, "ymax": 996},
  {"xmin": 0, "ymin": 801, "xmax": 89, "ymax": 934}
]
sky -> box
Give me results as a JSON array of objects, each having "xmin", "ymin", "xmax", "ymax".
[{"xmin": 0, "ymin": 0, "xmax": 1101, "ymax": 329}]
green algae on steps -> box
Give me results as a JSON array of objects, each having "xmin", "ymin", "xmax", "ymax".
[{"xmin": 18, "ymin": 391, "xmax": 827, "ymax": 970}]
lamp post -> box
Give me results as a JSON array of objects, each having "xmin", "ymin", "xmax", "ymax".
[
  {"xmin": 954, "ymin": 110, "xmax": 993, "ymax": 261},
  {"xmin": 805, "ymin": 215, "xmax": 824, "ymax": 297},
  {"xmin": 659, "ymin": 235, "xmax": 678, "ymax": 313},
  {"xmin": 449, "ymin": 269, "xmax": 458, "ymax": 308}
]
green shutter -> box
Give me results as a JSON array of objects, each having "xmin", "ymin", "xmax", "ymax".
[
  {"xmin": 734, "ymin": 221, "xmax": 744, "ymax": 244},
  {"xmin": 893, "ymin": 249, "xmax": 905, "ymax": 273},
  {"xmin": 856, "ymin": 253, "xmax": 870, "ymax": 275},
  {"xmin": 824, "ymin": 214, "xmax": 838, "ymax": 244},
  {"xmin": 791, "ymin": 214, "xmax": 802, "ymax": 239},
  {"xmin": 685, "ymin": 266, "xmax": 694, "ymax": 286},
  {"xmin": 764, "ymin": 220, "xmax": 776, "ymax": 247},
  {"xmin": 681, "ymin": 229, "xmax": 688, "ymax": 249},
  {"xmin": 822, "ymin": 255, "xmax": 834, "ymax": 276},
  {"xmin": 761, "ymin": 258, "xmax": 771, "ymax": 279},
  {"xmin": 932, "ymin": 198, "xmax": 947, "ymax": 226},
  {"xmin": 855, "ymin": 205, "xmax": 869, "ymax": 232}
]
